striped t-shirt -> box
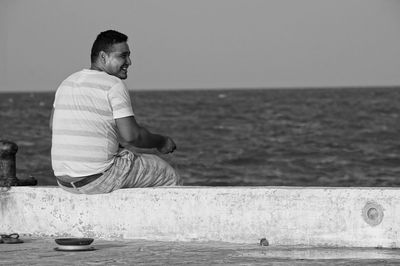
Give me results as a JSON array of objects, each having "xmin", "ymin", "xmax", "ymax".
[{"xmin": 51, "ymin": 69, "xmax": 134, "ymax": 177}]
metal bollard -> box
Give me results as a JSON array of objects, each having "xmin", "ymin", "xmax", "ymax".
[{"xmin": 0, "ymin": 140, "xmax": 37, "ymax": 187}]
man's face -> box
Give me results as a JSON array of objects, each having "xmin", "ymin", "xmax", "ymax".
[{"xmin": 103, "ymin": 42, "xmax": 131, "ymax": 79}]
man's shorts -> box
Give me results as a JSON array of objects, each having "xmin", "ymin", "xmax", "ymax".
[{"xmin": 57, "ymin": 149, "xmax": 182, "ymax": 194}]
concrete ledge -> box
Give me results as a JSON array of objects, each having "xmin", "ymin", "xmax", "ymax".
[{"xmin": 1, "ymin": 186, "xmax": 400, "ymax": 247}]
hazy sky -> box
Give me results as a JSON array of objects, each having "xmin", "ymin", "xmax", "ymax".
[{"xmin": 1, "ymin": 0, "xmax": 400, "ymax": 92}]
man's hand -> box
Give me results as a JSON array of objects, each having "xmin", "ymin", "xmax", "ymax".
[{"xmin": 157, "ymin": 136, "xmax": 177, "ymax": 154}]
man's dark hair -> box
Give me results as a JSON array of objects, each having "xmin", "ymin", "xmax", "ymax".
[{"xmin": 91, "ymin": 30, "xmax": 128, "ymax": 63}]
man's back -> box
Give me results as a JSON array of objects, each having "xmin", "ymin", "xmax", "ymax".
[{"xmin": 51, "ymin": 69, "xmax": 134, "ymax": 178}]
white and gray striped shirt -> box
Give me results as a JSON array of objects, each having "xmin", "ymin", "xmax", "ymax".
[{"xmin": 51, "ymin": 69, "xmax": 134, "ymax": 177}]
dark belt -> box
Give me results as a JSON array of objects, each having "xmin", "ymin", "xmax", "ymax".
[{"xmin": 56, "ymin": 173, "xmax": 103, "ymax": 188}]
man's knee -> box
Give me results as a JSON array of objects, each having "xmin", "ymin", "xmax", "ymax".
[{"xmin": 168, "ymin": 167, "xmax": 182, "ymax": 185}]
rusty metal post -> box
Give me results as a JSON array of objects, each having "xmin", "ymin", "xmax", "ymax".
[{"xmin": 0, "ymin": 140, "xmax": 37, "ymax": 187}]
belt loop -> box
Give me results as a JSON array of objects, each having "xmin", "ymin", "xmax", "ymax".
[{"xmin": 70, "ymin": 182, "xmax": 77, "ymax": 189}]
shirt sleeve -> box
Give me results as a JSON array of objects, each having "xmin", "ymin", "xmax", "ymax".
[{"xmin": 108, "ymin": 81, "xmax": 135, "ymax": 119}]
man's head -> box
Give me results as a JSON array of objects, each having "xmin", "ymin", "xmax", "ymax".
[{"xmin": 91, "ymin": 30, "xmax": 131, "ymax": 80}]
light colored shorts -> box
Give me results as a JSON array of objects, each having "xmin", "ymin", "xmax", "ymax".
[{"xmin": 57, "ymin": 149, "xmax": 182, "ymax": 194}]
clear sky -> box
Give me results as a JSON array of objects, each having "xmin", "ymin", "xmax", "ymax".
[{"xmin": 1, "ymin": 0, "xmax": 400, "ymax": 92}]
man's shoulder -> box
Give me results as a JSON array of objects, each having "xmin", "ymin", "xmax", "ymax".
[
  {"xmin": 60, "ymin": 69, "xmax": 125, "ymax": 91},
  {"xmin": 84, "ymin": 69, "xmax": 125, "ymax": 88},
  {"xmin": 62, "ymin": 70, "xmax": 82, "ymax": 81}
]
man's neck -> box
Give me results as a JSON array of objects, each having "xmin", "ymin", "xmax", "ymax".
[{"xmin": 90, "ymin": 64, "xmax": 104, "ymax": 72}]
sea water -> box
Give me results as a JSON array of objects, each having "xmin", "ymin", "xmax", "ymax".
[{"xmin": 1, "ymin": 87, "xmax": 399, "ymax": 186}]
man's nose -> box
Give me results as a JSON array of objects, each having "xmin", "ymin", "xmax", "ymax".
[{"xmin": 126, "ymin": 56, "xmax": 132, "ymax": 66}]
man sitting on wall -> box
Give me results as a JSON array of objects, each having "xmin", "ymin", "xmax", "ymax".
[{"xmin": 50, "ymin": 30, "xmax": 181, "ymax": 194}]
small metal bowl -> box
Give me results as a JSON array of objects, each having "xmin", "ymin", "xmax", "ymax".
[{"xmin": 55, "ymin": 238, "xmax": 94, "ymax": 246}]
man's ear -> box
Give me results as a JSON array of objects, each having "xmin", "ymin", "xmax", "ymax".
[{"xmin": 99, "ymin": 51, "xmax": 107, "ymax": 64}]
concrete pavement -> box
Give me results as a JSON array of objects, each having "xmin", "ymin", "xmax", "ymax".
[{"xmin": 2, "ymin": 238, "xmax": 400, "ymax": 265}]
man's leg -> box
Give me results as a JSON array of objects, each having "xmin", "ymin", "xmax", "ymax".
[
  {"xmin": 57, "ymin": 149, "xmax": 181, "ymax": 194},
  {"xmin": 121, "ymin": 153, "xmax": 181, "ymax": 188}
]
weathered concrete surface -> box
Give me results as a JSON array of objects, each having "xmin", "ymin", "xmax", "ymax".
[
  {"xmin": 1, "ymin": 186, "xmax": 400, "ymax": 247},
  {"xmin": 2, "ymin": 238, "xmax": 400, "ymax": 265}
]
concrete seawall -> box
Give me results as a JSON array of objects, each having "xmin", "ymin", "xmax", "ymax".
[{"xmin": 1, "ymin": 186, "xmax": 399, "ymax": 248}]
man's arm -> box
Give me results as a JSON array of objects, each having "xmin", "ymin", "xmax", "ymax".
[{"xmin": 116, "ymin": 116, "xmax": 176, "ymax": 154}]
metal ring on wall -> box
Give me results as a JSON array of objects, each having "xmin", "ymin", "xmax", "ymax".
[{"xmin": 362, "ymin": 201, "xmax": 384, "ymax": 226}]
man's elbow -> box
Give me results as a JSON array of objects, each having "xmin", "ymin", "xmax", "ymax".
[{"xmin": 116, "ymin": 116, "xmax": 144, "ymax": 146}]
